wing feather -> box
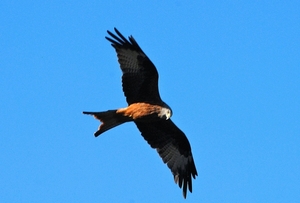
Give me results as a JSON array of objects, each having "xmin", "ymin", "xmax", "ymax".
[
  {"xmin": 106, "ymin": 28, "xmax": 162, "ymax": 105},
  {"xmin": 134, "ymin": 119, "xmax": 198, "ymax": 198}
]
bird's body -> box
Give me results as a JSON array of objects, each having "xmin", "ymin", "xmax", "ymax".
[
  {"xmin": 84, "ymin": 102, "xmax": 171, "ymax": 136},
  {"xmin": 83, "ymin": 28, "xmax": 197, "ymax": 198}
]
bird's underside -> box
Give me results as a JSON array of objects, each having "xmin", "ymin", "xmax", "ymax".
[
  {"xmin": 83, "ymin": 102, "xmax": 171, "ymax": 136},
  {"xmin": 83, "ymin": 28, "xmax": 197, "ymax": 198}
]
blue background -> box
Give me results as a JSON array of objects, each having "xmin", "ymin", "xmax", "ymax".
[{"xmin": 1, "ymin": 1, "xmax": 299, "ymax": 202}]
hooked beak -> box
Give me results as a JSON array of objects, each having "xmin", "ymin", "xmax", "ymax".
[
  {"xmin": 162, "ymin": 114, "xmax": 171, "ymax": 120},
  {"xmin": 161, "ymin": 115, "xmax": 168, "ymax": 120}
]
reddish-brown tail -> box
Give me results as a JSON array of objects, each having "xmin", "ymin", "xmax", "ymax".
[{"xmin": 83, "ymin": 110, "xmax": 131, "ymax": 137}]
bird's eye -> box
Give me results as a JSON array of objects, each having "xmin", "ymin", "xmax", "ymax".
[{"xmin": 167, "ymin": 109, "xmax": 172, "ymax": 117}]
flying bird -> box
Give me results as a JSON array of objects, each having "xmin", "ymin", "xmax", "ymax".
[{"xmin": 83, "ymin": 28, "xmax": 197, "ymax": 198}]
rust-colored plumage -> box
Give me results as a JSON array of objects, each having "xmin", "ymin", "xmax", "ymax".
[{"xmin": 83, "ymin": 28, "xmax": 197, "ymax": 198}]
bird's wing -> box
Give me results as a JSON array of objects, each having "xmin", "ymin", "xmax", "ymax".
[
  {"xmin": 134, "ymin": 119, "xmax": 198, "ymax": 198},
  {"xmin": 106, "ymin": 28, "xmax": 162, "ymax": 105}
]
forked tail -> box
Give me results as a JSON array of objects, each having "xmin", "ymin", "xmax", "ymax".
[{"xmin": 83, "ymin": 110, "xmax": 130, "ymax": 137}]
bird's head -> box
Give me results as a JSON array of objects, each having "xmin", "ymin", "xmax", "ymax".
[{"xmin": 159, "ymin": 107, "xmax": 172, "ymax": 120}]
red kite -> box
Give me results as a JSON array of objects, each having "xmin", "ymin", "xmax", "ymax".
[{"xmin": 83, "ymin": 28, "xmax": 197, "ymax": 198}]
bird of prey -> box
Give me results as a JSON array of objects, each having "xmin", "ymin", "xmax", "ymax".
[{"xmin": 83, "ymin": 28, "xmax": 197, "ymax": 198}]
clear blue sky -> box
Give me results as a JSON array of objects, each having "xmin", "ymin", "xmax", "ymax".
[{"xmin": 1, "ymin": 1, "xmax": 299, "ymax": 202}]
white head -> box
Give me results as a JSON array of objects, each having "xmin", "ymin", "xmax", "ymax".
[{"xmin": 158, "ymin": 107, "xmax": 172, "ymax": 120}]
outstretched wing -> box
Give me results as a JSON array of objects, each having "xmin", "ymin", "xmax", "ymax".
[
  {"xmin": 134, "ymin": 120, "xmax": 198, "ymax": 198},
  {"xmin": 106, "ymin": 28, "xmax": 162, "ymax": 105}
]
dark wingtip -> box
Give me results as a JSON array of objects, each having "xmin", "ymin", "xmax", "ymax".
[
  {"xmin": 106, "ymin": 27, "xmax": 120, "ymax": 36},
  {"xmin": 94, "ymin": 130, "xmax": 101, "ymax": 137}
]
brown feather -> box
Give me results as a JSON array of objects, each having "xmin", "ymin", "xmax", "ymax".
[
  {"xmin": 117, "ymin": 103, "xmax": 162, "ymax": 120},
  {"xmin": 83, "ymin": 110, "xmax": 131, "ymax": 137}
]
